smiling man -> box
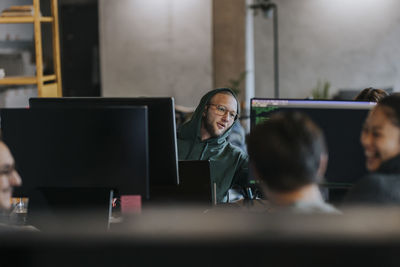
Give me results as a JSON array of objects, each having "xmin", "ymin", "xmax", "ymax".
[
  {"xmin": 177, "ymin": 88, "xmax": 249, "ymax": 203},
  {"xmin": 0, "ymin": 139, "xmax": 39, "ymax": 232},
  {"xmin": 0, "ymin": 140, "xmax": 22, "ymax": 211}
]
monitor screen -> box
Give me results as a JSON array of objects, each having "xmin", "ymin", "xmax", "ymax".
[
  {"xmin": 0, "ymin": 107, "xmax": 149, "ymax": 198},
  {"xmin": 29, "ymin": 97, "xmax": 179, "ymax": 186},
  {"xmin": 250, "ymin": 99, "xmax": 376, "ymax": 184}
]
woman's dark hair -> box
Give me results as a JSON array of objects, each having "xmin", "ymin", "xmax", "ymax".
[
  {"xmin": 246, "ymin": 111, "xmax": 327, "ymax": 192},
  {"xmin": 378, "ymin": 93, "xmax": 400, "ymax": 128},
  {"xmin": 355, "ymin": 87, "xmax": 388, "ymax": 102}
]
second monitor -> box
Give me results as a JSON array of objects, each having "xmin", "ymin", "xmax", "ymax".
[{"xmin": 29, "ymin": 97, "xmax": 179, "ymax": 186}]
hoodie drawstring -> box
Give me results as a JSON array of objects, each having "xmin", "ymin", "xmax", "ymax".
[{"xmin": 199, "ymin": 142, "xmax": 208, "ymax": 160}]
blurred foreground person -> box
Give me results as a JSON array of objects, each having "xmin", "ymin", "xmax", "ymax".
[
  {"xmin": 247, "ymin": 112, "xmax": 338, "ymax": 213},
  {"xmin": 346, "ymin": 94, "xmax": 400, "ymax": 205}
]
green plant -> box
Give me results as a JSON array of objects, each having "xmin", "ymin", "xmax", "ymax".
[
  {"xmin": 227, "ymin": 71, "xmax": 247, "ymax": 96},
  {"xmin": 311, "ymin": 80, "xmax": 330, "ymax": 99}
]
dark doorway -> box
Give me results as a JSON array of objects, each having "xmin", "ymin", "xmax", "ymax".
[{"xmin": 59, "ymin": 2, "xmax": 100, "ymax": 96}]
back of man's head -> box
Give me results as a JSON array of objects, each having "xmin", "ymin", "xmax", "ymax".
[{"xmin": 247, "ymin": 111, "xmax": 327, "ymax": 193}]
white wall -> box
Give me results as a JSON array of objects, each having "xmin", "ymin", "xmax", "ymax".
[
  {"xmin": 99, "ymin": 0, "xmax": 212, "ymax": 107},
  {"xmin": 253, "ymin": 0, "xmax": 400, "ymax": 98}
]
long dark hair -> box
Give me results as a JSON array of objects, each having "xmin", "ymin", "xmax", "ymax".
[
  {"xmin": 355, "ymin": 87, "xmax": 388, "ymax": 102},
  {"xmin": 378, "ymin": 93, "xmax": 400, "ymax": 128}
]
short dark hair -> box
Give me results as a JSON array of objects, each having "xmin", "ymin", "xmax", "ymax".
[
  {"xmin": 378, "ymin": 93, "xmax": 400, "ymax": 128},
  {"xmin": 208, "ymin": 90, "xmax": 238, "ymax": 106},
  {"xmin": 355, "ymin": 87, "xmax": 388, "ymax": 102},
  {"xmin": 247, "ymin": 112, "xmax": 327, "ymax": 192}
]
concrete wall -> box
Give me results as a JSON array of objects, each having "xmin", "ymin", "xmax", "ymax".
[
  {"xmin": 99, "ymin": 0, "xmax": 212, "ymax": 107},
  {"xmin": 253, "ymin": 0, "xmax": 400, "ymax": 99},
  {"xmin": 213, "ymin": 0, "xmax": 246, "ymax": 102}
]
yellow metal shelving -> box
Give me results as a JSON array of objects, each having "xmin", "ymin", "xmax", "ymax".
[{"xmin": 0, "ymin": 0, "xmax": 62, "ymax": 97}]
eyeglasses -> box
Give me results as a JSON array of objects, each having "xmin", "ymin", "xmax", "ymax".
[{"xmin": 208, "ymin": 104, "xmax": 238, "ymax": 120}]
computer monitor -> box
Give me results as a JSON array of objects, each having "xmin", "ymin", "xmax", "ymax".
[
  {"xmin": 0, "ymin": 107, "xmax": 149, "ymax": 198},
  {"xmin": 29, "ymin": 97, "xmax": 179, "ymax": 186},
  {"xmin": 250, "ymin": 98, "xmax": 376, "ymax": 185}
]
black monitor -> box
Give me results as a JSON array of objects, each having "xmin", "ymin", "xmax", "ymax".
[
  {"xmin": 250, "ymin": 98, "xmax": 376, "ymax": 185},
  {"xmin": 29, "ymin": 97, "xmax": 179, "ymax": 186},
  {"xmin": 0, "ymin": 107, "xmax": 149, "ymax": 198}
]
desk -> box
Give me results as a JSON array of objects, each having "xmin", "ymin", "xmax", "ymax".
[{"xmin": 1, "ymin": 206, "xmax": 400, "ymax": 266}]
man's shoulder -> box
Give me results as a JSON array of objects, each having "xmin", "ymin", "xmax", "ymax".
[
  {"xmin": 292, "ymin": 200, "xmax": 340, "ymax": 214},
  {"xmin": 224, "ymin": 142, "xmax": 248, "ymax": 159}
]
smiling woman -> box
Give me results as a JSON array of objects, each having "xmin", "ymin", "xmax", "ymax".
[
  {"xmin": 345, "ymin": 93, "xmax": 400, "ymax": 205},
  {"xmin": 361, "ymin": 105, "xmax": 400, "ymax": 172}
]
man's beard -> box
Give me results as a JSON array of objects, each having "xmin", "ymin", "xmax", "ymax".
[{"xmin": 203, "ymin": 114, "xmax": 220, "ymax": 138}]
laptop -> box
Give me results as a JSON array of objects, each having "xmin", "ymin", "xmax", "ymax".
[
  {"xmin": 149, "ymin": 160, "xmax": 212, "ymax": 205},
  {"xmin": 177, "ymin": 160, "xmax": 213, "ymax": 204}
]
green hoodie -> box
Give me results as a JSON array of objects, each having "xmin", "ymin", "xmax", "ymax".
[{"xmin": 177, "ymin": 88, "xmax": 249, "ymax": 203}]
